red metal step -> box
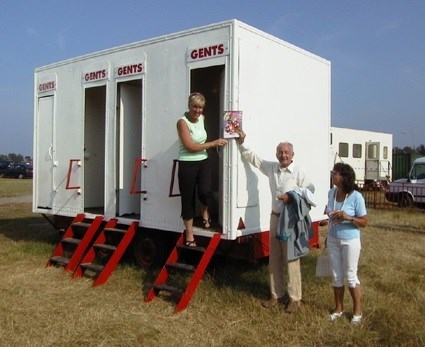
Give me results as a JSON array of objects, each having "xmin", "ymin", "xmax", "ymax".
[
  {"xmin": 145, "ymin": 232, "xmax": 221, "ymax": 313},
  {"xmin": 72, "ymin": 220, "xmax": 137, "ymax": 287},
  {"xmin": 46, "ymin": 214, "xmax": 104, "ymax": 272}
]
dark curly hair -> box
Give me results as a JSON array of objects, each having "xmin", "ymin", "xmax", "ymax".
[{"xmin": 333, "ymin": 162, "xmax": 358, "ymax": 193}]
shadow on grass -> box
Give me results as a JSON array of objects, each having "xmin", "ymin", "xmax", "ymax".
[
  {"xmin": 205, "ymin": 255, "xmax": 270, "ymax": 299},
  {"xmin": 140, "ymin": 245, "xmax": 324, "ymax": 305},
  {"xmin": 0, "ymin": 215, "xmax": 60, "ymax": 245},
  {"xmin": 1, "ymin": 210, "xmax": 322, "ymax": 306}
]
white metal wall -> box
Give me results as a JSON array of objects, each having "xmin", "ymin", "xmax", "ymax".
[{"xmin": 34, "ymin": 20, "xmax": 332, "ymax": 240}]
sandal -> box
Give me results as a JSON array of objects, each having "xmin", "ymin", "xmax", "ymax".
[
  {"xmin": 328, "ymin": 311, "xmax": 344, "ymax": 321},
  {"xmin": 201, "ymin": 207, "xmax": 211, "ymax": 229},
  {"xmin": 185, "ymin": 240, "xmax": 197, "ymax": 247},
  {"xmin": 350, "ymin": 314, "xmax": 362, "ymax": 325},
  {"xmin": 202, "ymin": 218, "xmax": 212, "ymax": 229}
]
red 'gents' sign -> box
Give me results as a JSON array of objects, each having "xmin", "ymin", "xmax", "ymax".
[
  {"xmin": 114, "ymin": 63, "xmax": 144, "ymax": 79},
  {"xmin": 187, "ymin": 42, "xmax": 228, "ymax": 62},
  {"xmin": 38, "ymin": 81, "xmax": 56, "ymax": 93},
  {"xmin": 82, "ymin": 68, "xmax": 109, "ymax": 83}
]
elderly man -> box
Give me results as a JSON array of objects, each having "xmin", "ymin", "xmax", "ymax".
[{"xmin": 237, "ymin": 130, "xmax": 314, "ymax": 313}]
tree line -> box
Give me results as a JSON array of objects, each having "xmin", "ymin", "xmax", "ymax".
[
  {"xmin": 0, "ymin": 153, "xmax": 32, "ymax": 163},
  {"xmin": 393, "ymin": 145, "xmax": 425, "ymax": 155}
]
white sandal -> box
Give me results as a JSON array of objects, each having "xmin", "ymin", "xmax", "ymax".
[
  {"xmin": 328, "ymin": 311, "xmax": 344, "ymax": 321},
  {"xmin": 351, "ymin": 314, "xmax": 362, "ymax": 325}
]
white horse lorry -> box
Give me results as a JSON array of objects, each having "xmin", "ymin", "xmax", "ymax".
[
  {"xmin": 330, "ymin": 127, "xmax": 393, "ymax": 189},
  {"xmin": 34, "ymin": 19, "xmax": 331, "ymax": 279}
]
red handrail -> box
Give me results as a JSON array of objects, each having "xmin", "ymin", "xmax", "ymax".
[
  {"xmin": 169, "ymin": 159, "xmax": 181, "ymax": 197},
  {"xmin": 66, "ymin": 159, "xmax": 81, "ymax": 190},
  {"xmin": 130, "ymin": 157, "xmax": 147, "ymax": 194}
]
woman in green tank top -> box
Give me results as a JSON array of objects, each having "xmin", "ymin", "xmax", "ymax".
[{"xmin": 176, "ymin": 92, "xmax": 228, "ymax": 246}]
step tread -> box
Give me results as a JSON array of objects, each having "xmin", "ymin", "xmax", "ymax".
[
  {"xmin": 104, "ymin": 227, "xmax": 127, "ymax": 234},
  {"xmin": 177, "ymin": 244, "xmax": 205, "ymax": 252},
  {"xmin": 153, "ymin": 283, "xmax": 184, "ymax": 295},
  {"xmin": 80, "ymin": 262, "xmax": 104, "ymax": 272},
  {"xmin": 50, "ymin": 255, "xmax": 70, "ymax": 265},
  {"xmin": 62, "ymin": 237, "xmax": 80, "ymax": 245},
  {"xmin": 93, "ymin": 243, "xmax": 116, "ymax": 251},
  {"xmin": 72, "ymin": 222, "xmax": 92, "ymax": 228},
  {"xmin": 166, "ymin": 262, "xmax": 196, "ymax": 272}
]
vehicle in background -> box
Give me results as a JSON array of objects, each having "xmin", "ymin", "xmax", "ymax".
[
  {"xmin": 391, "ymin": 153, "xmax": 423, "ymax": 181},
  {"xmin": 330, "ymin": 127, "xmax": 392, "ymax": 190},
  {"xmin": 1, "ymin": 163, "xmax": 33, "ymax": 179},
  {"xmin": 0, "ymin": 160, "xmax": 13, "ymax": 176},
  {"xmin": 385, "ymin": 157, "xmax": 425, "ymax": 207}
]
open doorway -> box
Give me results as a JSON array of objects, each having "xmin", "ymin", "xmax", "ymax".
[
  {"xmin": 84, "ymin": 86, "xmax": 106, "ymax": 213},
  {"xmin": 116, "ymin": 79, "xmax": 143, "ymax": 218},
  {"xmin": 190, "ymin": 64, "xmax": 225, "ymax": 224}
]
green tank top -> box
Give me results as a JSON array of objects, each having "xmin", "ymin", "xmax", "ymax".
[{"xmin": 178, "ymin": 114, "xmax": 208, "ymax": 161}]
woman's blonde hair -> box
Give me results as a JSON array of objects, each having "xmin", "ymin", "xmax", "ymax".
[{"xmin": 188, "ymin": 92, "xmax": 206, "ymax": 108}]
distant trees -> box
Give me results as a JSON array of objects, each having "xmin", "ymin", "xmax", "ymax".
[
  {"xmin": 0, "ymin": 153, "xmax": 32, "ymax": 163},
  {"xmin": 393, "ymin": 145, "xmax": 425, "ymax": 155},
  {"xmin": 416, "ymin": 144, "xmax": 425, "ymax": 155}
]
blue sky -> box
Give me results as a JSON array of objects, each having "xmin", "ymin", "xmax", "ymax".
[{"xmin": 1, "ymin": 0, "xmax": 424, "ymax": 156}]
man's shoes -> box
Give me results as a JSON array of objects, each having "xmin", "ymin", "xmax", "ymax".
[
  {"xmin": 261, "ymin": 294, "xmax": 290, "ymax": 308},
  {"xmin": 261, "ymin": 298, "xmax": 279, "ymax": 308},
  {"xmin": 279, "ymin": 293, "xmax": 290, "ymax": 306},
  {"xmin": 285, "ymin": 300, "xmax": 301, "ymax": 313}
]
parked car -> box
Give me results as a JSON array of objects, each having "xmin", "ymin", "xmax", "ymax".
[
  {"xmin": 0, "ymin": 163, "xmax": 33, "ymax": 179},
  {"xmin": 385, "ymin": 156, "xmax": 425, "ymax": 207},
  {"xmin": 0, "ymin": 160, "xmax": 13, "ymax": 176}
]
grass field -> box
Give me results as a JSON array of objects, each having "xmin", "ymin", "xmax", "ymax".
[
  {"xmin": 0, "ymin": 178, "xmax": 32, "ymax": 197},
  {"xmin": 0, "ymin": 181, "xmax": 424, "ymax": 346}
]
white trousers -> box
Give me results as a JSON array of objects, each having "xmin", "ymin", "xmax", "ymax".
[
  {"xmin": 269, "ymin": 214, "xmax": 302, "ymax": 301},
  {"xmin": 327, "ymin": 234, "xmax": 361, "ymax": 288}
]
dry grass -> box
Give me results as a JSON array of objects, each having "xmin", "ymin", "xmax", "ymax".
[
  {"xmin": 0, "ymin": 178, "xmax": 32, "ymax": 197},
  {"xmin": 1, "ymin": 187, "xmax": 425, "ymax": 346}
]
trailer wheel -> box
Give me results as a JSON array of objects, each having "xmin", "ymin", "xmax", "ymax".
[
  {"xmin": 398, "ymin": 193, "xmax": 414, "ymax": 208},
  {"xmin": 132, "ymin": 229, "xmax": 165, "ymax": 268}
]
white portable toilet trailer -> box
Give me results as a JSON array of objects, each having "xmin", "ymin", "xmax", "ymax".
[
  {"xmin": 330, "ymin": 126, "xmax": 393, "ymax": 187},
  {"xmin": 34, "ymin": 19, "xmax": 331, "ymax": 266}
]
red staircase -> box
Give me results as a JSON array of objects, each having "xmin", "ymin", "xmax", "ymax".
[
  {"xmin": 46, "ymin": 214, "xmax": 104, "ymax": 272},
  {"xmin": 72, "ymin": 219, "xmax": 137, "ymax": 286},
  {"xmin": 145, "ymin": 232, "xmax": 221, "ymax": 313}
]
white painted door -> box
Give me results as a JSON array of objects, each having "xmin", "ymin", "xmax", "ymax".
[
  {"xmin": 35, "ymin": 96, "xmax": 55, "ymax": 209},
  {"xmin": 365, "ymin": 142, "xmax": 380, "ymax": 180}
]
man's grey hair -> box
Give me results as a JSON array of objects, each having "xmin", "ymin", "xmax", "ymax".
[{"xmin": 276, "ymin": 141, "xmax": 294, "ymax": 152}]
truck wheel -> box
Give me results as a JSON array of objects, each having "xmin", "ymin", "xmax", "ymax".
[
  {"xmin": 398, "ymin": 193, "xmax": 414, "ymax": 208},
  {"xmin": 132, "ymin": 229, "xmax": 165, "ymax": 268}
]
